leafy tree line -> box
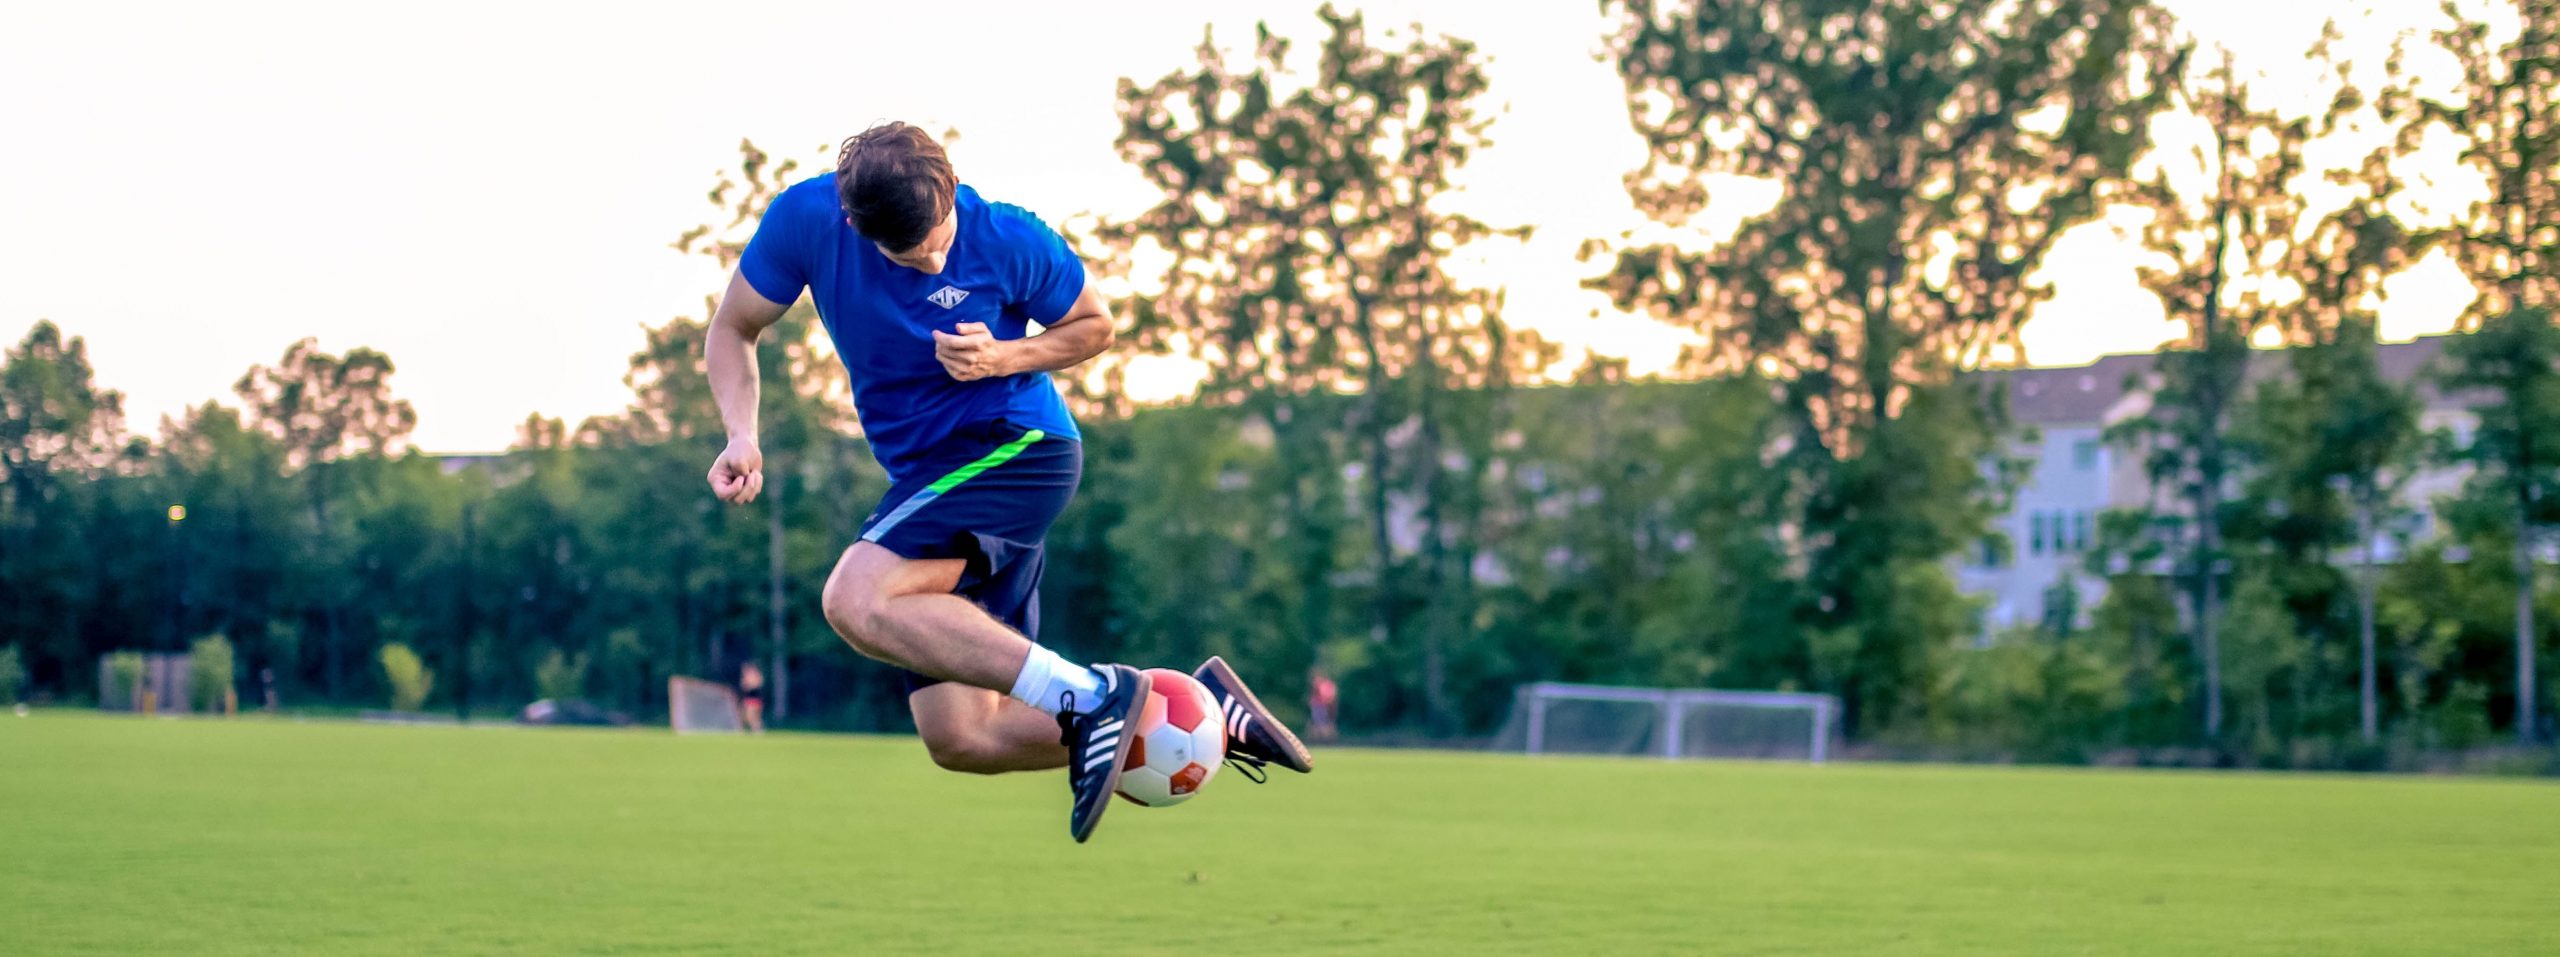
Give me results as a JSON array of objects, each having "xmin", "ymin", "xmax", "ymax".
[{"xmin": 1, "ymin": 1, "xmax": 2554, "ymax": 767}]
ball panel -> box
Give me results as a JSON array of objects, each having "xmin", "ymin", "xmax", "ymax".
[
  {"xmin": 1189, "ymin": 723, "xmax": 1225, "ymax": 769},
  {"xmin": 1169, "ymin": 763, "xmax": 1208, "ymax": 796},
  {"xmin": 1132, "ymin": 685, "xmax": 1168, "ymax": 734},
  {"xmin": 1143, "ymin": 722, "xmax": 1196, "ymax": 766},
  {"xmin": 1160, "ymin": 679, "xmax": 1210, "ymax": 732},
  {"xmin": 1118, "ymin": 764, "xmax": 1177, "ymax": 806},
  {"xmin": 1121, "ymin": 733, "xmax": 1148, "ymax": 772}
]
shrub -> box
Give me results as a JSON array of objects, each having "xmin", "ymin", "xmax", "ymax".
[
  {"xmin": 0, "ymin": 645, "xmax": 22, "ymax": 704},
  {"xmin": 103, "ymin": 651, "xmax": 147, "ymax": 710},
  {"xmin": 377, "ymin": 643, "xmax": 435, "ymax": 713},
  {"xmin": 534, "ymin": 649, "xmax": 589, "ymax": 703},
  {"xmin": 189, "ymin": 635, "xmax": 236, "ymax": 714}
]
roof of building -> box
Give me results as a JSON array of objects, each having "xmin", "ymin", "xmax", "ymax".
[
  {"xmin": 1995, "ymin": 352, "xmax": 2158, "ymax": 426},
  {"xmin": 1994, "ymin": 335, "xmax": 2461, "ymax": 426}
]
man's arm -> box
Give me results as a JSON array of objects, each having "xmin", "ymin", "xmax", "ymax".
[
  {"xmin": 705, "ymin": 270, "xmax": 792, "ymax": 504},
  {"xmin": 932, "ymin": 283, "xmax": 1116, "ymax": 382}
]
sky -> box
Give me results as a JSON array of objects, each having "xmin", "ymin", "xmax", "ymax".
[{"xmin": 0, "ymin": 0, "xmax": 2497, "ymax": 453}]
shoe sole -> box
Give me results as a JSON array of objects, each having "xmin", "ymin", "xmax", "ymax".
[
  {"xmin": 1199, "ymin": 656, "xmax": 1315, "ymax": 773},
  {"xmin": 1073, "ymin": 668, "xmax": 1152, "ymax": 844}
]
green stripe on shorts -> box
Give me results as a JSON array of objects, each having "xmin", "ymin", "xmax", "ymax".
[
  {"xmin": 862, "ymin": 429, "xmax": 1047, "ymax": 544},
  {"xmin": 928, "ymin": 429, "xmax": 1045, "ymax": 494}
]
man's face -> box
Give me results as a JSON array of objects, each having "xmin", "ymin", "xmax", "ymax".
[{"xmin": 871, "ymin": 209, "xmax": 958, "ymax": 275}]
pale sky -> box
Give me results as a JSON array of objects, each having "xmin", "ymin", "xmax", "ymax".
[{"xmin": 0, "ymin": 0, "xmax": 2491, "ymax": 452}]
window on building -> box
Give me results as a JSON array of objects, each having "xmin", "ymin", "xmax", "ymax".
[
  {"xmin": 2074, "ymin": 511, "xmax": 2094, "ymax": 551},
  {"xmin": 2073, "ymin": 440, "xmax": 2101, "ymax": 471},
  {"xmin": 2030, "ymin": 512, "xmax": 2048, "ymax": 555}
]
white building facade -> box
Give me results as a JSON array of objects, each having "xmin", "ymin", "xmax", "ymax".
[{"xmin": 1956, "ymin": 337, "xmax": 2468, "ymax": 638}]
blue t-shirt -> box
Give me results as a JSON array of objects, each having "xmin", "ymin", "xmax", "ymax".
[{"xmin": 739, "ymin": 177, "xmax": 1084, "ymax": 483}]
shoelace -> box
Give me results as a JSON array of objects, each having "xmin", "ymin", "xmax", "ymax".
[
  {"xmin": 1224, "ymin": 751, "xmax": 1270, "ymax": 784},
  {"xmin": 1054, "ymin": 690, "xmax": 1086, "ymax": 756},
  {"xmin": 1215, "ymin": 695, "xmax": 1273, "ymax": 783}
]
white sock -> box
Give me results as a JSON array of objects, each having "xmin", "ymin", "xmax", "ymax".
[{"xmin": 1009, "ymin": 645, "xmax": 1105, "ymax": 716}]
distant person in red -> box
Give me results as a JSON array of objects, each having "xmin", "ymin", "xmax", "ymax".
[
  {"xmin": 737, "ymin": 662, "xmax": 767, "ymax": 735},
  {"xmin": 1309, "ymin": 669, "xmax": 1340, "ymax": 742}
]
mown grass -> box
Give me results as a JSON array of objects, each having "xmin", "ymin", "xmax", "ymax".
[{"xmin": 3, "ymin": 711, "xmax": 2552, "ymax": 955}]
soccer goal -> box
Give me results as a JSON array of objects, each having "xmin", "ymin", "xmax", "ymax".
[
  {"xmin": 667, "ymin": 676, "xmax": 743, "ymax": 735},
  {"xmin": 1492, "ymin": 682, "xmax": 1840, "ymax": 763}
]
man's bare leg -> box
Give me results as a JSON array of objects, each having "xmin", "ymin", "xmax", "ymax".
[
  {"xmin": 822, "ymin": 541, "xmax": 1093, "ymax": 773},
  {"xmin": 908, "ymin": 683, "xmax": 1070, "ymax": 773},
  {"xmin": 822, "ymin": 542, "xmax": 1037, "ymax": 690},
  {"xmin": 822, "ymin": 539, "xmax": 1149, "ymax": 841}
]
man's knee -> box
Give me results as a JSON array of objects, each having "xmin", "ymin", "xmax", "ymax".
[
  {"xmin": 822, "ymin": 544, "xmax": 965, "ymax": 658},
  {"xmin": 822, "ymin": 560, "xmax": 889, "ymax": 655}
]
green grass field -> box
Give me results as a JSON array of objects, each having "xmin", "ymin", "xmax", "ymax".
[{"xmin": 3, "ymin": 712, "xmax": 2554, "ymax": 955}]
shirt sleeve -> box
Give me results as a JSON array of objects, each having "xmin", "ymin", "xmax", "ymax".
[
  {"xmin": 1007, "ymin": 213, "xmax": 1087, "ymax": 323},
  {"xmin": 738, "ymin": 189, "xmax": 814, "ymax": 305}
]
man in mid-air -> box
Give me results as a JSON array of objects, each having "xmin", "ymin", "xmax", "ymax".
[{"xmin": 702, "ymin": 122, "xmax": 1313, "ymax": 842}]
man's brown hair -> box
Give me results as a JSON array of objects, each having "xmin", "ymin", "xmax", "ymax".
[{"xmin": 835, "ymin": 122, "xmax": 957, "ymax": 253}]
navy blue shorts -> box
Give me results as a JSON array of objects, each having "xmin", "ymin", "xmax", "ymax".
[{"xmin": 857, "ymin": 418, "xmax": 1081, "ymax": 696}]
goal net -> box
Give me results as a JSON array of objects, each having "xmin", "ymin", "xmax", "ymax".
[
  {"xmin": 1490, "ymin": 682, "xmax": 1839, "ymax": 763},
  {"xmin": 668, "ymin": 676, "xmax": 743, "ymax": 734}
]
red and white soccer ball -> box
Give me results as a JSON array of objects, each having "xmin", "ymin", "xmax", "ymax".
[{"xmin": 1116, "ymin": 668, "xmax": 1227, "ymax": 808}]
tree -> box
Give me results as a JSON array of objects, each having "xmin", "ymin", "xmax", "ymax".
[
  {"xmin": 1095, "ymin": 8, "xmax": 1545, "ymax": 730},
  {"xmin": 231, "ymin": 339, "xmax": 419, "ymax": 697},
  {"xmin": 2399, "ymin": 0, "xmax": 2560, "ymax": 743},
  {"xmin": 2399, "ymin": 0, "xmax": 2560, "ymax": 322},
  {"xmin": 232, "ymin": 340, "xmax": 416, "ymax": 469},
  {"xmin": 1594, "ymin": 0, "xmax": 2179, "ymax": 731},
  {"xmin": 2227, "ymin": 331, "xmax": 2422, "ymax": 745},
  {"xmin": 2272, "ymin": 87, "xmax": 2427, "ymax": 744},
  {"xmin": 1478, "ymin": 377, "xmax": 1792, "ymax": 704},
  {"xmin": 0, "ymin": 321, "xmax": 132, "ymax": 693},
  {"xmin": 671, "ymin": 138, "xmax": 854, "ymax": 723},
  {"xmin": 2436, "ymin": 310, "xmax": 2560, "ymax": 742},
  {"xmin": 153, "ymin": 400, "xmax": 296, "ymax": 694},
  {"xmin": 0, "ymin": 320, "xmax": 128, "ymax": 498},
  {"xmin": 2111, "ymin": 52, "xmax": 2305, "ymax": 740}
]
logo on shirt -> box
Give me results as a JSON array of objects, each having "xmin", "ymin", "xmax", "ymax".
[{"xmin": 927, "ymin": 286, "xmax": 970, "ymax": 309}]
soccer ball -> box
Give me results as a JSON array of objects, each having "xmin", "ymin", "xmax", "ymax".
[{"xmin": 1116, "ymin": 668, "xmax": 1227, "ymax": 808}]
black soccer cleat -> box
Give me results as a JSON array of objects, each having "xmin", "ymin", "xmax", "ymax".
[
  {"xmin": 1056, "ymin": 663, "xmax": 1152, "ymax": 844},
  {"xmin": 1193, "ymin": 656, "xmax": 1314, "ymax": 779}
]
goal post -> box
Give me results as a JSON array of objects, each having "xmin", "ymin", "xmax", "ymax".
[
  {"xmin": 668, "ymin": 676, "xmax": 743, "ymax": 735},
  {"xmin": 1496, "ymin": 682, "xmax": 1839, "ymax": 763}
]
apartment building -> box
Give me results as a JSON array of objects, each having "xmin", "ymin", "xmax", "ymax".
[{"xmin": 1957, "ymin": 336, "xmax": 2468, "ymax": 637}]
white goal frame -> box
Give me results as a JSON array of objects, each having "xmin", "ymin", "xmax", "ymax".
[
  {"xmin": 668, "ymin": 676, "xmax": 743, "ymax": 735},
  {"xmin": 1517, "ymin": 682, "xmax": 1839, "ymax": 763}
]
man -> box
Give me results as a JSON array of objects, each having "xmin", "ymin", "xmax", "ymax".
[
  {"xmin": 1309, "ymin": 668, "xmax": 1339, "ymax": 743},
  {"xmin": 736, "ymin": 661, "xmax": 766, "ymax": 735},
  {"xmin": 702, "ymin": 122, "xmax": 1312, "ymax": 843}
]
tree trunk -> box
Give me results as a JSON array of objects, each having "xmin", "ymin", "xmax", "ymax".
[
  {"xmin": 2191, "ymin": 115, "xmax": 2242, "ymax": 745},
  {"xmin": 1414, "ymin": 400, "xmax": 1450, "ymax": 735},
  {"xmin": 2196, "ymin": 459, "xmax": 2224, "ymax": 740},
  {"xmin": 1272, "ymin": 404, "xmax": 1336, "ymax": 722},
  {"xmin": 455, "ymin": 502, "xmax": 475, "ymax": 723},
  {"xmin": 768, "ymin": 475, "xmax": 789, "ymax": 722},
  {"xmin": 2358, "ymin": 492, "xmax": 2378, "ymax": 742},
  {"xmin": 1363, "ymin": 399, "xmax": 1395, "ymax": 651},
  {"xmin": 2518, "ymin": 493, "xmax": 2539, "ymax": 745},
  {"xmin": 323, "ymin": 609, "xmax": 344, "ymax": 701}
]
